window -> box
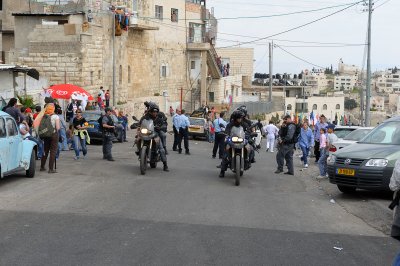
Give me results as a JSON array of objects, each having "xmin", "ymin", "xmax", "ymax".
[
  {"xmin": 161, "ymin": 65, "xmax": 167, "ymax": 77},
  {"xmin": 155, "ymin": 5, "xmax": 163, "ymax": 20},
  {"xmin": 287, "ymin": 104, "xmax": 292, "ymax": 111},
  {"xmin": 0, "ymin": 0, "xmax": 2, "ymax": 11},
  {"xmin": 119, "ymin": 65, "xmax": 122, "ymax": 84},
  {"xmin": 6, "ymin": 118, "xmax": 17, "ymax": 136},
  {"xmin": 323, "ymin": 104, "xmax": 327, "ymax": 110},
  {"xmin": 312, "ymin": 104, "xmax": 317, "ymax": 110},
  {"xmin": 0, "ymin": 118, "xmax": 6, "ymax": 138},
  {"xmin": 98, "ymin": 70, "xmax": 101, "ymax": 80},
  {"xmin": 336, "ymin": 104, "xmax": 340, "ymax": 110},
  {"xmin": 208, "ymin": 91, "xmax": 215, "ymax": 102},
  {"xmin": 171, "ymin": 8, "xmax": 178, "ymax": 22},
  {"xmin": 90, "ymin": 71, "xmax": 94, "ymax": 85},
  {"xmin": 191, "ymin": 61, "xmax": 196, "ymax": 70},
  {"xmin": 128, "ymin": 65, "xmax": 131, "ymax": 83}
]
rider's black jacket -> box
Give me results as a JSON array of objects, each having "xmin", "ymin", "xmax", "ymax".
[{"xmin": 155, "ymin": 112, "xmax": 168, "ymax": 132}]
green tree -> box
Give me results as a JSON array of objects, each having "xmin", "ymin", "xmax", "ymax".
[{"xmin": 344, "ymin": 98, "xmax": 357, "ymax": 110}]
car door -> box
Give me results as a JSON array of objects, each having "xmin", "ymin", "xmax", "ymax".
[
  {"xmin": 0, "ymin": 117, "xmax": 9, "ymax": 175},
  {"xmin": 6, "ymin": 118, "xmax": 21, "ymax": 171}
]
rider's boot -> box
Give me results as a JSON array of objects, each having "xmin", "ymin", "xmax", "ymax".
[
  {"xmin": 219, "ymin": 170, "xmax": 225, "ymax": 178},
  {"xmin": 163, "ymin": 162, "xmax": 169, "ymax": 172}
]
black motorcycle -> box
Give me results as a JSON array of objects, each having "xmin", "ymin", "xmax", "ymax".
[{"xmin": 137, "ymin": 118, "xmax": 161, "ymax": 175}]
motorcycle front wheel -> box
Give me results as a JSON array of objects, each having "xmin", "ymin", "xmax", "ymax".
[
  {"xmin": 140, "ymin": 147, "xmax": 148, "ymax": 175},
  {"xmin": 235, "ymin": 155, "xmax": 241, "ymax": 186}
]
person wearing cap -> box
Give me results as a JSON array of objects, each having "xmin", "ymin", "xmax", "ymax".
[
  {"xmin": 313, "ymin": 114, "xmax": 328, "ymax": 163},
  {"xmin": 102, "ymin": 107, "xmax": 116, "ymax": 161},
  {"xmin": 2, "ymin": 98, "xmax": 25, "ymax": 124},
  {"xmin": 275, "ymin": 114, "xmax": 296, "ymax": 175}
]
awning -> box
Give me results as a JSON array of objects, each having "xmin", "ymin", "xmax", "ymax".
[{"xmin": 0, "ymin": 64, "xmax": 40, "ymax": 80}]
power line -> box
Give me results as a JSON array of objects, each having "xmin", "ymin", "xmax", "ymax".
[
  {"xmin": 374, "ymin": 0, "xmax": 393, "ymax": 9},
  {"xmin": 275, "ymin": 45, "xmax": 326, "ymax": 69},
  {"xmin": 218, "ymin": 0, "xmax": 363, "ymax": 48}
]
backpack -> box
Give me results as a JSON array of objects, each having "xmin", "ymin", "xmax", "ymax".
[
  {"xmin": 38, "ymin": 114, "xmax": 55, "ymax": 138},
  {"xmin": 292, "ymin": 123, "xmax": 302, "ymax": 144}
]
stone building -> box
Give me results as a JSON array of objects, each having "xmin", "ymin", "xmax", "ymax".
[{"xmin": 4, "ymin": 0, "xmax": 220, "ymax": 117}]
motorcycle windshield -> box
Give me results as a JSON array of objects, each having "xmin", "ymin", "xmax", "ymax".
[
  {"xmin": 141, "ymin": 119, "xmax": 155, "ymax": 131},
  {"xmin": 230, "ymin": 126, "xmax": 245, "ymax": 138}
]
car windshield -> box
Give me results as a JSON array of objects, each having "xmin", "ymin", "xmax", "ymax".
[
  {"xmin": 335, "ymin": 128, "xmax": 356, "ymax": 138},
  {"xmin": 343, "ymin": 128, "xmax": 372, "ymax": 141},
  {"xmin": 189, "ymin": 118, "xmax": 205, "ymax": 126},
  {"xmin": 230, "ymin": 126, "xmax": 245, "ymax": 138},
  {"xmin": 83, "ymin": 113, "xmax": 101, "ymax": 122},
  {"xmin": 360, "ymin": 122, "xmax": 400, "ymax": 145}
]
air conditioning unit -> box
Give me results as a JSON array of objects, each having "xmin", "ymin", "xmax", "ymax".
[{"xmin": 129, "ymin": 11, "xmax": 138, "ymax": 25}]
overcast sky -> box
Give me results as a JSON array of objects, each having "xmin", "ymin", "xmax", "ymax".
[{"xmin": 209, "ymin": 0, "xmax": 399, "ymax": 75}]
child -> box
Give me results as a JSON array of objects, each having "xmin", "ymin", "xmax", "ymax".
[
  {"xmin": 326, "ymin": 124, "xmax": 338, "ymax": 151},
  {"xmin": 66, "ymin": 124, "xmax": 75, "ymax": 150},
  {"xmin": 209, "ymin": 120, "xmax": 215, "ymax": 143},
  {"xmin": 317, "ymin": 128, "xmax": 328, "ymax": 179}
]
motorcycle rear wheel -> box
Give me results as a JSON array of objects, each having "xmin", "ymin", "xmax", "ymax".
[{"xmin": 140, "ymin": 148, "xmax": 148, "ymax": 175}]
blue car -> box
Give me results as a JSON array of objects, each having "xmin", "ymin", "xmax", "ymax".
[{"xmin": 0, "ymin": 111, "xmax": 37, "ymax": 178}]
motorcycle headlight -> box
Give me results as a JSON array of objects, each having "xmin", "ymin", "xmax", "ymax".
[
  {"xmin": 232, "ymin": 137, "xmax": 243, "ymax": 143},
  {"xmin": 365, "ymin": 159, "xmax": 388, "ymax": 167},
  {"xmin": 327, "ymin": 155, "xmax": 336, "ymax": 165},
  {"xmin": 141, "ymin": 128, "xmax": 151, "ymax": 135}
]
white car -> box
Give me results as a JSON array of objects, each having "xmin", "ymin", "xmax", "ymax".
[
  {"xmin": 334, "ymin": 126, "xmax": 361, "ymax": 139},
  {"xmin": 331, "ymin": 127, "xmax": 374, "ymax": 152}
]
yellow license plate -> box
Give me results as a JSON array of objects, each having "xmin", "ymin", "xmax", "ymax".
[
  {"xmin": 189, "ymin": 128, "xmax": 200, "ymax": 132},
  {"xmin": 337, "ymin": 168, "xmax": 355, "ymax": 176},
  {"xmin": 88, "ymin": 125, "xmax": 95, "ymax": 128}
]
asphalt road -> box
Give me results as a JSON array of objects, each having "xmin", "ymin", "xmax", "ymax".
[{"xmin": 0, "ymin": 136, "xmax": 398, "ymax": 265}]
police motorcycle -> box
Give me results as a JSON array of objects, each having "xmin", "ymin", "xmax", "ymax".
[{"xmin": 137, "ymin": 117, "xmax": 161, "ymax": 175}]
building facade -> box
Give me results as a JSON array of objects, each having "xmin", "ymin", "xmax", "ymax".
[{"xmin": 374, "ymin": 68, "xmax": 400, "ymax": 93}]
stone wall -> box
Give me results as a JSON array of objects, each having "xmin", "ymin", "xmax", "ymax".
[{"xmin": 216, "ymin": 48, "xmax": 254, "ymax": 78}]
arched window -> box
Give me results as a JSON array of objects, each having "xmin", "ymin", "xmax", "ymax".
[
  {"xmin": 287, "ymin": 104, "xmax": 292, "ymax": 111},
  {"xmin": 336, "ymin": 104, "xmax": 340, "ymax": 110},
  {"xmin": 128, "ymin": 65, "xmax": 131, "ymax": 83},
  {"xmin": 312, "ymin": 104, "xmax": 317, "ymax": 110},
  {"xmin": 119, "ymin": 65, "xmax": 122, "ymax": 84},
  {"xmin": 323, "ymin": 104, "xmax": 327, "ymax": 110}
]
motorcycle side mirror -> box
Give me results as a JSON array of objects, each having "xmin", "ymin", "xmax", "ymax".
[
  {"xmin": 250, "ymin": 132, "xmax": 258, "ymax": 138},
  {"xmin": 130, "ymin": 124, "xmax": 137, "ymax": 129},
  {"xmin": 132, "ymin": 116, "xmax": 139, "ymax": 121}
]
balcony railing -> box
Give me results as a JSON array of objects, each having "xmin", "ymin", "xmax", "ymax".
[{"xmin": 187, "ymin": 36, "xmax": 206, "ymax": 43}]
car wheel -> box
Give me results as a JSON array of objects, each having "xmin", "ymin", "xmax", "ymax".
[
  {"xmin": 26, "ymin": 151, "xmax": 36, "ymax": 178},
  {"xmin": 337, "ymin": 185, "xmax": 356, "ymax": 194}
]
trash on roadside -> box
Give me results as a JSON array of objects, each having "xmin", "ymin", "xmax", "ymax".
[
  {"xmin": 333, "ymin": 247, "xmax": 343, "ymax": 251},
  {"xmin": 330, "ymin": 199, "xmax": 336, "ymax": 204}
]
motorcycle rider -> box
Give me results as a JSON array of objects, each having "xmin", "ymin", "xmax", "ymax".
[
  {"xmin": 219, "ymin": 110, "xmax": 251, "ymax": 178},
  {"xmin": 233, "ymin": 106, "xmax": 256, "ymax": 163},
  {"xmin": 136, "ymin": 102, "xmax": 169, "ymax": 172},
  {"xmin": 154, "ymin": 107, "xmax": 168, "ymax": 155}
]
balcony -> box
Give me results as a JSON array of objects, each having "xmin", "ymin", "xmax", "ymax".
[
  {"xmin": 187, "ymin": 37, "xmax": 211, "ymax": 51},
  {"xmin": 128, "ymin": 12, "xmax": 159, "ymax": 31}
]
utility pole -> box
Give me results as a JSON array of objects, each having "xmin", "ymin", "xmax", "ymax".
[
  {"xmin": 112, "ymin": 12, "xmax": 116, "ymax": 107},
  {"xmin": 365, "ymin": 0, "xmax": 373, "ymax": 126},
  {"xmin": 268, "ymin": 41, "xmax": 273, "ymax": 102}
]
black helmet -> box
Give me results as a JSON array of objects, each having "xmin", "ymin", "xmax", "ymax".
[
  {"xmin": 144, "ymin": 101, "xmax": 150, "ymax": 108},
  {"xmin": 231, "ymin": 110, "xmax": 244, "ymax": 120},
  {"xmin": 236, "ymin": 105, "xmax": 247, "ymax": 116},
  {"xmin": 148, "ymin": 102, "xmax": 160, "ymax": 113}
]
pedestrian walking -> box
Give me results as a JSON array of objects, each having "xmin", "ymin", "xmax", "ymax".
[
  {"xmin": 209, "ymin": 120, "xmax": 215, "ymax": 143},
  {"xmin": 212, "ymin": 112, "xmax": 227, "ymax": 159},
  {"xmin": 177, "ymin": 109, "xmax": 190, "ymax": 155},
  {"xmin": 317, "ymin": 128, "xmax": 328, "ymax": 179},
  {"xmin": 118, "ymin": 111, "xmax": 128, "ymax": 142},
  {"xmin": 105, "ymin": 89, "xmax": 111, "ymax": 107},
  {"xmin": 169, "ymin": 106, "xmax": 174, "ymax": 117},
  {"xmin": 275, "ymin": 115, "xmax": 296, "ymax": 175},
  {"xmin": 314, "ymin": 114, "xmax": 328, "ymax": 162},
  {"xmin": 299, "ymin": 121, "xmax": 314, "ymax": 168},
  {"xmin": 38, "ymin": 103, "xmax": 60, "ymax": 174},
  {"xmin": 172, "ymin": 109, "xmax": 181, "ymax": 151},
  {"xmin": 72, "ymin": 110, "xmax": 89, "ymax": 160},
  {"xmin": 102, "ymin": 107, "xmax": 115, "ymax": 161},
  {"xmin": 263, "ymin": 120, "xmax": 279, "ymax": 152},
  {"xmin": 57, "ymin": 108, "xmax": 68, "ymax": 151}
]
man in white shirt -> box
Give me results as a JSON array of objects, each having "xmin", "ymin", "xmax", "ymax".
[
  {"xmin": 19, "ymin": 121, "xmax": 43, "ymax": 159},
  {"xmin": 263, "ymin": 120, "xmax": 279, "ymax": 152}
]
